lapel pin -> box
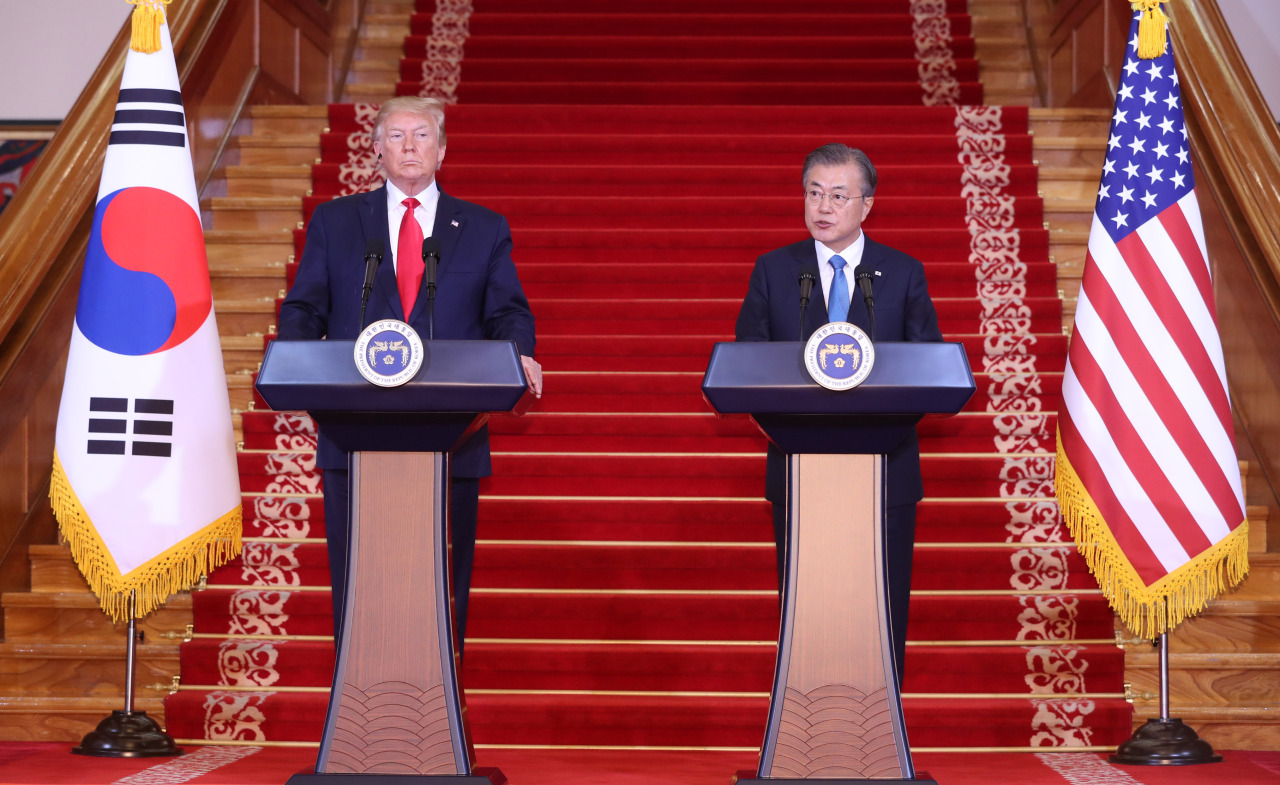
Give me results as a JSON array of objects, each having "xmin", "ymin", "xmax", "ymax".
[
  {"xmin": 875, "ymin": 270, "xmax": 882, "ymax": 276},
  {"xmin": 451, "ymin": 220, "xmax": 459, "ymax": 227}
]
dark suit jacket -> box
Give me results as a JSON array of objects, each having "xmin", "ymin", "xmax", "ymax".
[
  {"xmin": 277, "ymin": 185, "xmax": 536, "ymax": 475},
  {"xmin": 734, "ymin": 236, "xmax": 943, "ymax": 506}
]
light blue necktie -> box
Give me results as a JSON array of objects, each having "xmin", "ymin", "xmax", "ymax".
[{"xmin": 828, "ymin": 254, "xmax": 850, "ymax": 323}]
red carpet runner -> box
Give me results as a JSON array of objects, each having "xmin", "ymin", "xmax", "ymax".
[{"xmin": 165, "ymin": 0, "xmax": 1133, "ymax": 768}]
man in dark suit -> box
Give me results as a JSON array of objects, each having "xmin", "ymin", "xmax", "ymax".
[
  {"xmin": 277, "ymin": 96, "xmax": 541, "ymax": 650},
  {"xmin": 734, "ymin": 143, "xmax": 942, "ymax": 683}
]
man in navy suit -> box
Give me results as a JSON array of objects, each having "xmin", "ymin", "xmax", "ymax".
[
  {"xmin": 734, "ymin": 143, "xmax": 942, "ymax": 683},
  {"xmin": 277, "ymin": 97, "xmax": 541, "ymax": 650}
]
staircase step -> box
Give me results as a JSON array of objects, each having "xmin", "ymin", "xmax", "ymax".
[
  {"xmin": 0, "ymin": 641, "xmax": 178, "ymax": 696},
  {"xmin": 0, "ymin": 696, "xmax": 168, "ymax": 742},
  {"xmin": 1127, "ymin": 652, "xmax": 1280, "ymax": 707},
  {"xmin": 248, "ymin": 105, "xmax": 328, "ymax": 135},
  {"xmin": 1, "ymin": 591, "xmax": 192, "ymax": 644}
]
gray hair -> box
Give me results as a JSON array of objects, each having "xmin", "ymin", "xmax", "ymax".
[
  {"xmin": 372, "ymin": 96, "xmax": 447, "ymax": 148},
  {"xmin": 801, "ymin": 143, "xmax": 877, "ymax": 197}
]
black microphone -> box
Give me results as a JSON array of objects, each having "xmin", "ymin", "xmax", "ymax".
[
  {"xmin": 421, "ymin": 236, "xmax": 441, "ymax": 340},
  {"xmin": 798, "ymin": 264, "xmax": 818, "ymax": 338},
  {"xmin": 854, "ymin": 264, "xmax": 876, "ymax": 340},
  {"xmin": 358, "ymin": 239, "xmax": 384, "ymax": 330}
]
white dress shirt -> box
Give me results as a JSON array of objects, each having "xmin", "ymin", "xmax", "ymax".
[
  {"xmin": 815, "ymin": 231, "xmax": 866, "ymax": 310},
  {"xmin": 385, "ymin": 179, "xmax": 440, "ymax": 274}
]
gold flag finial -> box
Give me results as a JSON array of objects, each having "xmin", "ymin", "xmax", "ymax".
[
  {"xmin": 128, "ymin": 0, "xmax": 173, "ymax": 54},
  {"xmin": 1131, "ymin": 0, "xmax": 1170, "ymax": 60}
]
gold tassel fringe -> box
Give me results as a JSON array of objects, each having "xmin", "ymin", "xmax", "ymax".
[
  {"xmin": 49, "ymin": 450, "xmax": 242, "ymax": 621},
  {"xmin": 1131, "ymin": 1, "xmax": 1170, "ymax": 60},
  {"xmin": 129, "ymin": 0, "xmax": 172, "ymax": 54},
  {"xmin": 1055, "ymin": 427, "xmax": 1249, "ymax": 639}
]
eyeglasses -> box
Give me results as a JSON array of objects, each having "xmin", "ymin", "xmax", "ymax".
[{"xmin": 805, "ymin": 189, "xmax": 864, "ymax": 209}]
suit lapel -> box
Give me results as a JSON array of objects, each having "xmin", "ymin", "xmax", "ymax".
[
  {"xmin": 847, "ymin": 237, "xmax": 885, "ymax": 336},
  {"xmin": 362, "ymin": 185, "xmax": 403, "ymax": 321},
  {"xmin": 406, "ymin": 190, "xmax": 462, "ymax": 324},
  {"xmin": 789, "ymin": 241, "xmax": 826, "ymax": 339},
  {"xmin": 432, "ymin": 191, "xmax": 463, "ymax": 280}
]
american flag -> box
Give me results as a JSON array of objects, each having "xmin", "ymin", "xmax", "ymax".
[{"xmin": 1055, "ymin": 12, "xmax": 1248, "ymax": 639}]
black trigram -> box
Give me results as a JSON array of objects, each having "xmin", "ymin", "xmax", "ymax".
[
  {"xmin": 87, "ymin": 397, "xmax": 174, "ymax": 457},
  {"xmin": 108, "ymin": 88, "xmax": 187, "ymax": 148}
]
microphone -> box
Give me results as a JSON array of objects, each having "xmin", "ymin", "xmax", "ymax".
[
  {"xmin": 798, "ymin": 264, "xmax": 818, "ymax": 339},
  {"xmin": 854, "ymin": 264, "xmax": 876, "ymax": 340},
  {"xmin": 358, "ymin": 239, "xmax": 384, "ymax": 330},
  {"xmin": 421, "ymin": 237, "xmax": 441, "ymax": 340}
]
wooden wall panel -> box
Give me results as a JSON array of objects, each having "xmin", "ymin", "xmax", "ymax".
[
  {"xmin": 260, "ymin": 2, "xmax": 300, "ymax": 96},
  {"xmin": 1045, "ymin": 0, "xmax": 1132, "ymax": 107},
  {"xmin": 299, "ymin": 29, "xmax": 330, "ymax": 105}
]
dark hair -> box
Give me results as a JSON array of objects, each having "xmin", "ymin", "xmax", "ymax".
[{"xmin": 801, "ymin": 143, "xmax": 877, "ymax": 197}]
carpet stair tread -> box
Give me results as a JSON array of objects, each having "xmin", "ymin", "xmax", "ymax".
[
  {"xmin": 401, "ymin": 58, "xmax": 981, "ymax": 83},
  {"xmin": 174, "ymin": 638, "xmax": 1120, "ymax": 692},
  {"xmin": 200, "ymin": 540, "xmax": 1094, "ymax": 592},
  {"xmin": 406, "ymin": 82, "xmax": 983, "ymax": 107},
  {"xmin": 419, "ymin": 13, "xmax": 973, "ymax": 39},
  {"xmin": 432, "ymin": 0, "xmax": 969, "ymax": 13},
  {"xmin": 160, "ymin": 690, "xmax": 1130, "ymax": 747},
  {"xmin": 324, "ymin": 104, "xmax": 1025, "ymax": 134},
  {"xmin": 405, "ymin": 35, "xmax": 977, "ymax": 62}
]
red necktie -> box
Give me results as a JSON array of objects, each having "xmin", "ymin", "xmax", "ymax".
[{"xmin": 397, "ymin": 197, "xmax": 424, "ymax": 316}]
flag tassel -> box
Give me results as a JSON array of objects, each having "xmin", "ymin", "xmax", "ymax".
[
  {"xmin": 1132, "ymin": 1, "xmax": 1170, "ymax": 60},
  {"xmin": 129, "ymin": 0, "xmax": 172, "ymax": 54},
  {"xmin": 1055, "ymin": 431, "xmax": 1250, "ymax": 640},
  {"xmin": 50, "ymin": 451, "xmax": 242, "ymax": 622}
]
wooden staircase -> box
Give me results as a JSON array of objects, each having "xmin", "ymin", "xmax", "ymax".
[{"xmin": 1, "ymin": 0, "xmax": 1277, "ymax": 752}]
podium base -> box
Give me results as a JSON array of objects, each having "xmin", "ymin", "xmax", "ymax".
[
  {"xmin": 732, "ymin": 771, "xmax": 936, "ymax": 784},
  {"xmin": 70, "ymin": 710, "xmax": 183, "ymax": 758},
  {"xmin": 287, "ymin": 767, "xmax": 505, "ymax": 785},
  {"xmin": 1109, "ymin": 718, "xmax": 1223, "ymax": 765}
]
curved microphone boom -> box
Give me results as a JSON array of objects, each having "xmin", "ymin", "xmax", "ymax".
[
  {"xmin": 358, "ymin": 239, "xmax": 385, "ymax": 330},
  {"xmin": 854, "ymin": 264, "xmax": 875, "ymax": 340},
  {"xmin": 421, "ymin": 236, "xmax": 441, "ymax": 340}
]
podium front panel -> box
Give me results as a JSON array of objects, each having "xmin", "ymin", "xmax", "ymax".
[
  {"xmin": 759, "ymin": 453, "xmax": 911, "ymax": 780},
  {"xmin": 318, "ymin": 452, "xmax": 470, "ymax": 775}
]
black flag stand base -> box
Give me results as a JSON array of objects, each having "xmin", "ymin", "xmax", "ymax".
[
  {"xmin": 72, "ymin": 591, "xmax": 182, "ymax": 758},
  {"xmin": 1110, "ymin": 632, "xmax": 1222, "ymax": 766},
  {"xmin": 1110, "ymin": 718, "xmax": 1223, "ymax": 766},
  {"xmin": 72, "ymin": 710, "xmax": 183, "ymax": 758}
]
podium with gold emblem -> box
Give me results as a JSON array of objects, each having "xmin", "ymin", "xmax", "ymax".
[
  {"xmin": 257, "ymin": 337, "xmax": 527, "ymax": 784},
  {"xmin": 702, "ymin": 339, "xmax": 974, "ymax": 784}
]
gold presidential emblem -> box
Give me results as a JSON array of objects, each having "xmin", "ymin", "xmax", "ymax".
[{"xmin": 804, "ymin": 322, "xmax": 875, "ymax": 391}]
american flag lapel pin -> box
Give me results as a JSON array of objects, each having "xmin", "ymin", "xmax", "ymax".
[{"xmin": 451, "ymin": 220, "xmax": 459, "ymax": 227}]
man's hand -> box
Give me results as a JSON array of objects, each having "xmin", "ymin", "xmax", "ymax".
[{"xmin": 520, "ymin": 355, "xmax": 543, "ymax": 398}]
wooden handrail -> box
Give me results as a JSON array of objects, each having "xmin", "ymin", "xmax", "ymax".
[{"xmin": 1169, "ymin": 0, "xmax": 1280, "ymax": 319}]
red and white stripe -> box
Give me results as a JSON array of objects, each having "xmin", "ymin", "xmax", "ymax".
[{"xmin": 1060, "ymin": 189, "xmax": 1244, "ymax": 586}]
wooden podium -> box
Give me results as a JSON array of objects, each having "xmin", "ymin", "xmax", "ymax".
[
  {"xmin": 702, "ymin": 342, "xmax": 974, "ymax": 784},
  {"xmin": 256, "ymin": 340, "xmax": 527, "ymax": 785}
]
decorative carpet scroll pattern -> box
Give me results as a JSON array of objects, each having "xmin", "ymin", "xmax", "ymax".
[
  {"xmin": 227, "ymin": 589, "xmax": 293, "ymax": 636},
  {"xmin": 955, "ymin": 105, "xmax": 1093, "ymax": 746},
  {"xmin": 217, "ymin": 640, "xmax": 283, "ymax": 687},
  {"xmin": 336, "ymin": 103, "xmax": 383, "ymax": 195},
  {"xmin": 202, "ymin": 691, "xmax": 273, "ymax": 742},
  {"xmin": 773, "ymin": 685, "xmax": 900, "ymax": 779},
  {"xmin": 238, "ymin": 541, "xmax": 303, "ymax": 586},
  {"xmin": 912, "ymin": 0, "xmax": 960, "ymax": 106},
  {"xmin": 328, "ymin": 682, "xmax": 457, "ymax": 774},
  {"xmin": 416, "ymin": 0, "xmax": 473, "ymax": 102}
]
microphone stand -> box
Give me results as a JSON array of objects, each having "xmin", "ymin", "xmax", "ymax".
[{"xmin": 798, "ymin": 271, "xmax": 817, "ymax": 338}]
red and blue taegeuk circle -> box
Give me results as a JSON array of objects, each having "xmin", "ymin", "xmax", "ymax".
[{"xmin": 76, "ymin": 187, "xmax": 212, "ymax": 355}]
